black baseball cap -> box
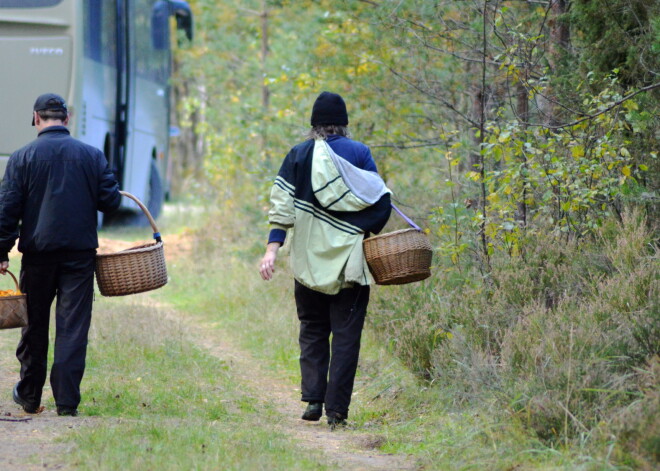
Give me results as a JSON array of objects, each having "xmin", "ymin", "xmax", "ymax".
[{"xmin": 32, "ymin": 93, "xmax": 68, "ymax": 126}]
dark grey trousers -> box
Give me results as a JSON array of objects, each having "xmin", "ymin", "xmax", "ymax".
[
  {"xmin": 294, "ymin": 280, "xmax": 369, "ymax": 418},
  {"xmin": 15, "ymin": 257, "xmax": 95, "ymax": 410}
]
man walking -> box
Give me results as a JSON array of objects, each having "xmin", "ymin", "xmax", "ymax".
[
  {"xmin": 259, "ymin": 91, "xmax": 391, "ymax": 427},
  {"xmin": 0, "ymin": 93, "xmax": 121, "ymax": 416}
]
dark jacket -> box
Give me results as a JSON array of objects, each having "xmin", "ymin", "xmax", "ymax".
[{"xmin": 0, "ymin": 126, "xmax": 121, "ymax": 262}]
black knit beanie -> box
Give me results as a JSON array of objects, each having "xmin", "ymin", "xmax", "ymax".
[{"xmin": 310, "ymin": 91, "xmax": 348, "ymax": 126}]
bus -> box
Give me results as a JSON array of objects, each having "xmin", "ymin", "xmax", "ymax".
[{"xmin": 0, "ymin": 0, "xmax": 193, "ymax": 222}]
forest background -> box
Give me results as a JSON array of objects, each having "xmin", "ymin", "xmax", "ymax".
[{"xmin": 167, "ymin": 1, "xmax": 658, "ymax": 469}]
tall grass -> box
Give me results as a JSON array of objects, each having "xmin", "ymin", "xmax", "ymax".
[
  {"xmin": 369, "ymin": 210, "xmax": 659, "ymax": 468},
  {"xmin": 148, "ymin": 201, "xmax": 659, "ymax": 469}
]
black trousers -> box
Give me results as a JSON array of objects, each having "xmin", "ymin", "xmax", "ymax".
[
  {"xmin": 294, "ymin": 280, "xmax": 369, "ymax": 418},
  {"xmin": 15, "ymin": 257, "xmax": 95, "ymax": 410}
]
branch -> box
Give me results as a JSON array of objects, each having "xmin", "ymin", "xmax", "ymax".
[
  {"xmin": 236, "ymin": 7, "xmax": 260, "ymax": 16},
  {"xmin": 527, "ymin": 82, "xmax": 660, "ymax": 129},
  {"xmin": 371, "ymin": 140, "xmax": 447, "ymax": 149},
  {"xmin": 0, "ymin": 416, "xmax": 32, "ymax": 422},
  {"xmin": 382, "ymin": 63, "xmax": 483, "ymax": 129}
]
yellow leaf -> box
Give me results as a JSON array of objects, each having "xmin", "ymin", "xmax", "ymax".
[
  {"xmin": 621, "ymin": 166, "xmax": 631, "ymax": 177},
  {"xmin": 623, "ymin": 100, "xmax": 639, "ymax": 111},
  {"xmin": 571, "ymin": 145, "xmax": 585, "ymax": 158},
  {"xmin": 466, "ymin": 171, "xmax": 481, "ymax": 182},
  {"xmin": 487, "ymin": 192, "xmax": 499, "ymax": 203}
]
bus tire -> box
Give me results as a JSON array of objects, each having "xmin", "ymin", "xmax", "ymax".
[
  {"xmin": 117, "ymin": 161, "xmax": 164, "ymax": 227},
  {"xmin": 146, "ymin": 161, "xmax": 164, "ymax": 221}
]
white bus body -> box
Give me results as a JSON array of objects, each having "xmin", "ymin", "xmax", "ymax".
[{"xmin": 0, "ymin": 0, "xmax": 192, "ymax": 220}]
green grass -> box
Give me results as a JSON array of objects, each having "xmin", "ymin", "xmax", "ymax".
[
  {"xmin": 164, "ymin": 210, "xmax": 652, "ymax": 470},
  {"xmin": 159, "ymin": 236, "xmax": 633, "ymax": 470},
  {"xmin": 2, "ymin": 207, "xmax": 330, "ymax": 471},
  {"xmin": 3, "ymin": 202, "xmax": 651, "ymax": 470},
  {"xmin": 70, "ymin": 206, "xmax": 329, "ymax": 470},
  {"xmin": 68, "ymin": 296, "xmax": 330, "ymax": 471}
]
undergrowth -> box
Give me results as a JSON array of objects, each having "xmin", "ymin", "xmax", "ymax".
[
  {"xmin": 169, "ymin": 200, "xmax": 658, "ymax": 469},
  {"xmin": 369, "ymin": 210, "xmax": 659, "ymax": 469}
]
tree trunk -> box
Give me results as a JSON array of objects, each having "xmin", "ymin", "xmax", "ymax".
[
  {"xmin": 260, "ymin": 1, "xmax": 271, "ymax": 167},
  {"xmin": 170, "ymin": 56, "xmax": 206, "ymax": 196},
  {"xmin": 516, "ymin": 80, "xmax": 529, "ymax": 227},
  {"xmin": 539, "ymin": 0, "xmax": 570, "ymax": 125}
]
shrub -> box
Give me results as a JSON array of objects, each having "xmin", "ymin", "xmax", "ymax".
[{"xmin": 368, "ymin": 209, "xmax": 658, "ymax": 465}]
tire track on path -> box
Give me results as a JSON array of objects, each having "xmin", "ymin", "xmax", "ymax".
[
  {"xmin": 1, "ymin": 297, "xmax": 416, "ymax": 471},
  {"xmin": 149, "ymin": 298, "xmax": 418, "ymax": 471}
]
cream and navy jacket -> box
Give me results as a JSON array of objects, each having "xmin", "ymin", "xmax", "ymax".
[{"xmin": 268, "ymin": 136, "xmax": 391, "ymax": 294}]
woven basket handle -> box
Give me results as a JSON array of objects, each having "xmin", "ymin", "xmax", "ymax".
[
  {"xmin": 119, "ymin": 191, "xmax": 162, "ymax": 243},
  {"xmin": 2, "ymin": 269, "xmax": 20, "ymax": 292},
  {"xmin": 391, "ymin": 203, "xmax": 422, "ymax": 231}
]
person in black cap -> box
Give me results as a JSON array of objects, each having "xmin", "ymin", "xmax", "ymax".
[
  {"xmin": 0, "ymin": 93, "xmax": 121, "ymax": 417},
  {"xmin": 259, "ymin": 91, "xmax": 391, "ymax": 427}
]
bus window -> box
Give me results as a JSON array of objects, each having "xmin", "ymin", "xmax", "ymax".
[
  {"xmin": 84, "ymin": 1, "xmax": 117, "ymax": 66},
  {"xmin": 0, "ymin": 0, "xmax": 63, "ymax": 7},
  {"xmin": 135, "ymin": 0, "xmax": 169, "ymax": 85}
]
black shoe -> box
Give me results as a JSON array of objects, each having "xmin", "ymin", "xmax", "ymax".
[
  {"xmin": 301, "ymin": 402, "xmax": 323, "ymax": 421},
  {"xmin": 57, "ymin": 406, "xmax": 78, "ymax": 417},
  {"xmin": 326, "ymin": 411, "xmax": 347, "ymax": 429},
  {"xmin": 12, "ymin": 383, "xmax": 39, "ymax": 414}
]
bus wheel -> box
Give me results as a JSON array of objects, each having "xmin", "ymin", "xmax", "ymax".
[{"xmin": 146, "ymin": 161, "xmax": 164, "ymax": 221}]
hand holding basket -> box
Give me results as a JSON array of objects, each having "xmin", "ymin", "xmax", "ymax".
[
  {"xmin": 0, "ymin": 270, "xmax": 27, "ymax": 329},
  {"xmin": 95, "ymin": 191, "xmax": 168, "ymax": 296}
]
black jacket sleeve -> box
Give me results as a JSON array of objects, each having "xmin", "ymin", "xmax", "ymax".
[
  {"xmin": 96, "ymin": 154, "xmax": 121, "ymax": 213},
  {"xmin": 0, "ymin": 153, "xmax": 24, "ymax": 262}
]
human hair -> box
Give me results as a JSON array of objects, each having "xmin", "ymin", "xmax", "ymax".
[
  {"xmin": 306, "ymin": 124, "xmax": 351, "ymax": 140},
  {"xmin": 37, "ymin": 109, "xmax": 68, "ymax": 122}
]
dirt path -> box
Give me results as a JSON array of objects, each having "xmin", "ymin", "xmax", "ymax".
[
  {"xmin": 0, "ymin": 332, "xmax": 90, "ymax": 471},
  {"xmin": 0, "ymin": 301, "xmax": 416, "ymax": 471},
  {"xmin": 154, "ymin": 301, "xmax": 417, "ymax": 471},
  {"xmin": 0, "ymin": 235, "xmax": 417, "ymax": 470}
]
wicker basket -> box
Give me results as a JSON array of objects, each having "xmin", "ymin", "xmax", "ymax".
[
  {"xmin": 0, "ymin": 270, "xmax": 27, "ymax": 329},
  {"xmin": 96, "ymin": 191, "xmax": 167, "ymax": 296},
  {"xmin": 363, "ymin": 228, "xmax": 433, "ymax": 285}
]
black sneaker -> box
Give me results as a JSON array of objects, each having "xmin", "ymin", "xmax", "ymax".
[
  {"xmin": 57, "ymin": 406, "xmax": 78, "ymax": 417},
  {"xmin": 326, "ymin": 411, "xmax": 347, "ymax": 429},
  {"xmin": 12, "ymin": 383, "xmax": 39, "ymax": 414},
  {"xmin": 301, "ymin": 402, "xmax": 323, "ymax": 421}
]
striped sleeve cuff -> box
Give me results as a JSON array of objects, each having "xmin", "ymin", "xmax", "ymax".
[{"xmin": 268, "ymin": 228, "xmax": 287, "ymax": 245}]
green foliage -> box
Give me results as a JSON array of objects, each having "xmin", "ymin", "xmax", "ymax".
[
  {"xmin": 569, "ymin": 0, "xmax": 660, "ymax": 87},
  {"xmin": 173, "ymin": 1, "xmax": 659, "ymax": 468},
  {"xmin": 154, "ymin": 219, "xmax": 653, "ymax": 470},
  {"xmin": 370, "ymin": 210, "xmax": 659, "ymax": 467}
]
